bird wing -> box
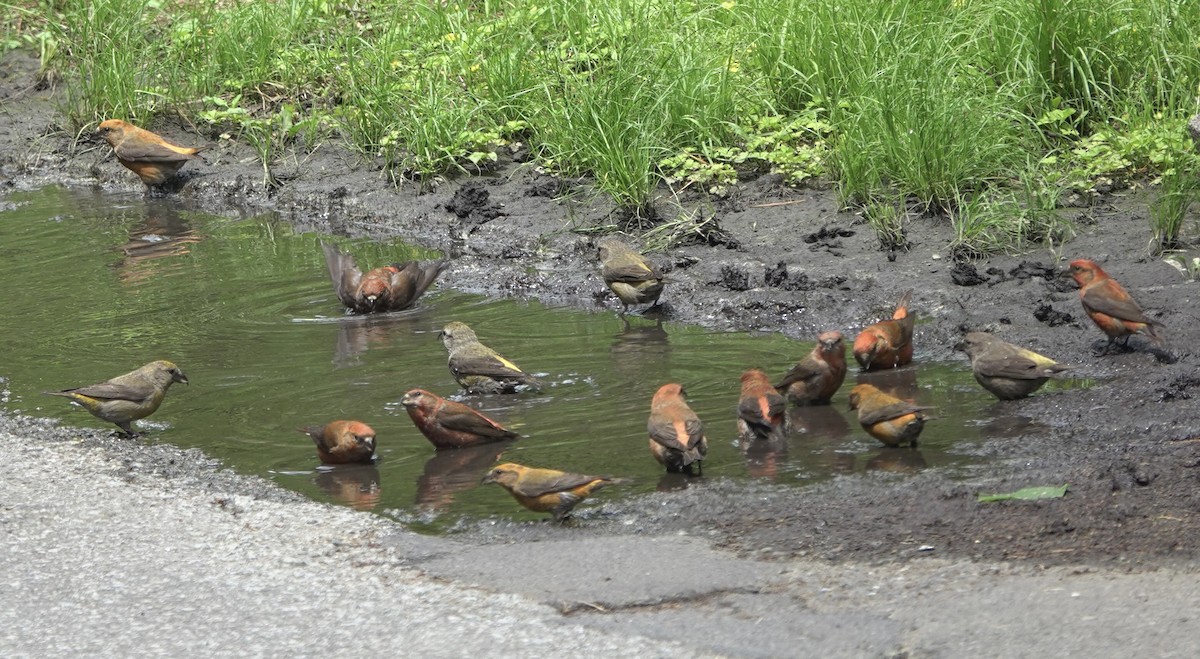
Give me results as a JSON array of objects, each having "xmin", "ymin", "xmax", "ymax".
[
  {"xmin": 320, "ymin": 242, "xmax": 362, "ymax": 308},
  {"xmin": 385, "ymin": 263, "xmax": 420, "ymax": 309},
  {"xmin": 774, "ymin": 358, "xmax": 826, "ymax": 390},
  {"xmin": 603, "ymin": 260, "xmax": 662, "ymax": 285},
  {"xmin": 61, "ymin": 380, "xmax": 156, "ymax": 403},
  {"xmin": 974, "ymin": 351, "xmax": 1063, "ymax": 380},
  {"xmin": 437, "ymin": 403, "xmax": 516, "ymax": 439},
  {"xmin": 513, "ymin": 472, "xmax": 600, "ymax": 497},
  {"xmin": 858, "ymin": 401, "xmax": 931, "ymax": 426},
  {"xmin": 649, "ymin": 412, "xmax": 704, "ymax": 451},
  {"xmin": 1082, "ymin": 282, "xmax": 1158, "ymax": 325},
  {"xmin": 114, "ymin": 140, "xmax": 198, "ymax": 163},
  {"xmin": 451, "ymin": 352, "xmax": 529, "ymax": 379},
  {"xmin": 738, "ymin": 394, "xmax": 784, "ymax": 424}
]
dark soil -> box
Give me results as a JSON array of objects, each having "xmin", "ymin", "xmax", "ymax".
[{"xmin": 3, "ymin": 50, "xmax": 1199, "ymax": 569}]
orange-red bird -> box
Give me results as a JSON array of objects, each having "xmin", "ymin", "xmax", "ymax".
[
  {"xmin": 737, "ymin": 369, "xmax": 786, "ymax": 440},
  {"xmin": 775, "ymin": 331, "xmax": 848, "ymax": 405},
  {"xmin": 853, "ymin": 291, "xmax": 915, "ymax": 371},
  {"xmin": 400, "ymin": 389, "xmax": 520, "ymax": 450},
  {"xmin": 1068, "ymin": 259, "xmax": 1165, "ymax": 354},
  {"xmin": 298, "ymin": 420, "xmax": 377, "ymax": 464},
  {"xmin": 648, "ymin": 383, "xmax": 708, "ymax": 473},
  {"xmin": 322, "ymin": 241, "xmax": 448, "ymax": 314},
  {"xmin": 847, "ymin": 383, "xmax": 932, "ymax": 447},
  {"xmin": 96, "ymin": 119, "xmax": 204, "ymax": 186},
  {"xmin": 481, "ymin": 462, "xmax": 619, "ymax": 521}
]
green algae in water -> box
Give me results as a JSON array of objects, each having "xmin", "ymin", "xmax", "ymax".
[{"xmin": 1, "ymin": 186, "xmax": 1019, "ymax": 530}]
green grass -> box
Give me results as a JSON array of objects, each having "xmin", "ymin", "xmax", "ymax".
[{"xmin": 7, "ymin": 0, "xmax": 1200, "ymax": 252}]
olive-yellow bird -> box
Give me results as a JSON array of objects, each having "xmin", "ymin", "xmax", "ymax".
[
  {"xmin": 597, "ymin": 237, "xmax": 667, "ymax": 313},
  {"xmin": 480, "ymin": 462, "xmax": 619, "ymax": 521},
  {"xmin": 847, "ymin": 383, "xmax": 932, "ymax": 447},
  {"xmin": 955, "ymin": 332, "xmax": 1071, "ymax": 400},
  {"xmin": 440, "ymin": 321, "xmax": 541, "ymax": 394},
  {"xmin": 44, "ymin": 360, "xmax": 188, "ymax": 436}
]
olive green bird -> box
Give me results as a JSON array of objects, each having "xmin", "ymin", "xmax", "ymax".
[
  {"xmin": 955, "ymin": 332, "xmax": 1071, "ymax": 400},
  {"xmin": 440, "ymin": 321, "xmax": 541, "ymax": 394},
  {"xmin": 44, "ymin": 360, "xmax": 189, "ymax": 436},
  {"xmin": 597, "ymin": 237, "xmax": 667, "ymax": 313}
]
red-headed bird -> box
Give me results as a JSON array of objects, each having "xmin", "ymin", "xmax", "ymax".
[
  {"xmin": 322, "ymin": 241, "xmax": 447, "ymax": 314},
  {"xmin": 401, "ymin": 389, "xmax": 520, "ymax": 450},
  {"xmin": 1068, "ymin": 259, "xmax": 1165, "ymax": 354},
  {"xmin": 97, "ymin": 119, "xmax": 204, "ymax": 186},
  {"xmin": 298, "ymin": 420, "xmax": 377, "ymax": 464},
  {"xmin": 775, "ymin": 331, "xmax": 848, "ymax": 405},
  {"xmin": 648, "ymin": 383, "xmax": 708, "ymax": 474},
  {"xmin": 737, "ymin": 369, "xmax": 786, "ymax": 440},
  {"xmin": 853, "ymin": 291, "xmax": 915, "ymax": 371}
]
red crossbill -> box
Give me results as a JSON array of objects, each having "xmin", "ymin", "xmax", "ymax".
[
  {"xmin": 298, "ymin": 420, "xmax": 377, "ymax": 465},
  {"xmin": 480, "ymin": 462, "xmax": 620, "ymax": 521},
  {"xmin": 648, "ymin": 383, "xmax": 708, "ymax": 474},
  {"xmin": 321, "ymin": 241, "xmax": 447, "ymax": 314},
  {"xmin": 775, "ymin": 331, "xmax": 847, "ymax": 405},
  {"xmin": 847, "ymin": 383, "xmax": 932, "ymax": 447},
  {"xmin": 853, "ymin": 291, "xmax": 915, "ymax": 371},
  {"xmin": 440, "ymin": 321, "xmax": 541, "ymax": 394},
  {"xmin": 400, "ymin": 389, "xmax": 520, "ymax": 450},
  {"xmin": 597, "ymin": 237, "xmax": 667, "ymax": 313},
  {"xmin": 44, "ymin": 360, "xmax": 188, "ymax": 436},
  {"xmin": 314, "ymin": 464, "xmax": 381, "ymax": 510},
  {"xmin": 96, "ymin": 119, "xmax": 204, "ymax": 186},
  {"xmin": 737, "ymin": 369, "xmax": 786, "ymax": 440},
  {"xmin": 955, "ymin": 332, "xmax": 1071, "ymax": 400},
  {"xmin": 1068, "ymin": 259, "xmax": 1165, "ymax": 354}
]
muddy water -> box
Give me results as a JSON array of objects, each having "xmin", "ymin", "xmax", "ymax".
[{"xmin": 0, "ymin": 187, "xmax": 1049, "ymax": 528}]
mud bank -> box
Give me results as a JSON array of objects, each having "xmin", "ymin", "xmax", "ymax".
[{"xmin": 3, "ymin": 49, "xmax": 1199, "ymax": 569}]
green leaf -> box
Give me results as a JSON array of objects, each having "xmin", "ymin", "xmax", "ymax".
[{"xmin": 977, "ymin": 484, "xmax": 1069, "ymax": 503}]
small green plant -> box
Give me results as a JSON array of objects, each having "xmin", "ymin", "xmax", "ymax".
[
  {"xmin": 862, "ymin": 196, "xmax": 908, "ymax": 252},
  {"xmin": 1164, "ymin": 252, "xmax": 1200, "ymax": 281},
  {"xmin": 1149, "ymin": 168, "xmax": 1198, "ymax": 255}
]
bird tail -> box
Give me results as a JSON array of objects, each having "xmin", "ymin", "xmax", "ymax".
[{"xmin": 892, "ymin": 290, "xmax": 913, "ymax": 320}]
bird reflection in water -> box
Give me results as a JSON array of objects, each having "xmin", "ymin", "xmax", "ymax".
[
  {"xmin": 414, "ymin": 439, "xmax": 515, "ymax": 511},
  {"xmin": 740, "ymin": 433, "xmax": 788, "ymax": 480},
  {"xmin": 314, "ymin": 464, "xmax": 381, "ymax": 510},
  {"xmin": 855, "ymin": 366, "xmax": 920, "ymax": 401},
  {"xmin": 864, "ymin": 447, "xmax": 928, "ymax": 474},
  {"xmin": 332, "ymin": 311, "xmax": 427, "ymax": 368},
  {"xmin": 610, "ymin": 317, "xmax": 669, "ymax": 377},
  {"xmin": 116, "ymin": 199, "xmax": 202, "ymax": 284}
]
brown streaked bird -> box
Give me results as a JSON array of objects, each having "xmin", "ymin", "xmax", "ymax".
[
  {"xmin": 955, "ymin": 332, "xmax": 1072, "ymax": 400},
  {"xmin": 853, "ymin": 291, "xmax": 915, "ymax": 371},
  {"xmin": 737, "ymin": 369, "xmax": 787, "ymax": 440},
  {"xmin": 648, "ymin": 383, "xmax": 708, "ymax": 474},
  {"xmin": 597, "ymin": 237, "xmax": 667, "ymax": 313},
  {"xmin": 321, "ymin": 241, "xmax": 448, "ymax": 314},
  {"xmin": 847, "ymin": 383, "xmax": 932, "ymax": 447},
  {"xmin": 401, "ymin": 389, "xmax": 520, "ymax": 450},
  {"xmin": 1068, "ymin": 259, "xmax": 1165, "ymax": 354},
  {"xmin": 480, "ymin": 462, "xmax": 620, "ymax": 521},
  {"xmin": 44, "ymin": 360, "xmax": 188, "ymax": 436},
  {"xmin": 298, "ymin": 420, "xmax": 377, "ymax": 465},
  {"xmin": 96, "ymin": 119, "xmax": 204, "ymax": 186},
  {"xmin": 775, "ymin": 331, "xmax": 848, "ymax": 405},
  {"xmin": 440, "ymin": 321, "xmax": 541, "ymax": 394}
]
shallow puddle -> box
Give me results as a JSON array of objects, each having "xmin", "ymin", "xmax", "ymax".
[{"xmin": 0, "ymin": 187, "xmax": 1062, "ymax": 528}]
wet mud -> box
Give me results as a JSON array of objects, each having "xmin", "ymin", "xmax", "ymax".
[{"xmin": 3, "ymin": 50, "xmax": 1199, "ymax": 568}]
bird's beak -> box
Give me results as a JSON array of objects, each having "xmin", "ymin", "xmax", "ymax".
[
  {"xmin": 953, "ymin": 340, "xmax": 965, "ymax": 353},
  {"xmin": 175, "ymin": 373, "xmax": 190, "ymax": 385},
  {"xmin": 480, "ymin": 472, "xmax": 496, "ymax": 485}
]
